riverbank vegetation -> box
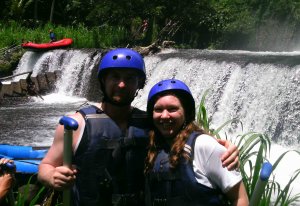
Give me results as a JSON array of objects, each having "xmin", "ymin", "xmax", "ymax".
[
  {"xmin": 0, "ymin": 22, "xmax": 129, "ymax": 49},
  {"xmin": 1, "ymin": 1, "xmax": 300, "ymax": 75},
  {"xmin": 1, "ymin": 0, "xmax": 300, "ymax": 50}
]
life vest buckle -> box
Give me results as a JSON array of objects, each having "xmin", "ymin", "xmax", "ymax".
[
  {"xmin": 120, "ymin": 137, "xmax": 136, "ymax": 147},
  {"xmin": 112, "ymin": 193, "xmax": 139, "ymax": 205},
  {"xmin": 153, "ymin": 198, "xmax": 167, "ymax": 206}
]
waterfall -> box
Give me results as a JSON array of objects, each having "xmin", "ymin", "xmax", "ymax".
[
  {"xmin": 14, "ymin": 49, "xmax": 299, "ymax": 146},
  {"xmin": 134, "ymin": 49, "xmax": 300, "ymax": 146},
  {"xmin": 13, "ymin": 49, "xmax": 102, "ymax": 97}
]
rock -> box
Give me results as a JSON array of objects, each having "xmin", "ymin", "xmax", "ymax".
[
  {"xmin": 162, "ymin": 40, "xmax": 175, "ymax": 48},
  {"xmin": 135, "ymin": 43, "xmax": 161, "ymax": 56}
]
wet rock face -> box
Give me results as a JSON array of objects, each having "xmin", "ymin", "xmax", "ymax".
[{"xmin": 0, "ymin": 71, "xmax": 60, "ymax": 102}]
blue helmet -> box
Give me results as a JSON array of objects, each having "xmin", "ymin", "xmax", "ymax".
[
  {"xmin": 98, "ymin": 48, "xmax": 146, "ymax": 88},
  {"xmin": 147, "ymin": 79, "xmax": 195, "ymax": 123}
]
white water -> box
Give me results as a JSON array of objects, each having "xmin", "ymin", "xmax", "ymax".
[
  {"xmin": 134, "ymin": 49, "xmax": 299, "ymax": 145},
  {"xmin": 13, "ymin": 49, "xmax": 102, "ymax": 97},
  {"xmin": 11, "ymin": 48, "xmax": 300, "ymax": 203},
  {"xmin": 270, "ymin": 145, "xmax": 300, "ymax": 204},
  {"xmin": 34, "ymin": 93, "xmax": 87, "ymax": 104}
]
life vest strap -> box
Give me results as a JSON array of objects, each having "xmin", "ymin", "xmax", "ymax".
[
  {"xmin": 112, "ymin": 193, "xmax": 141, "ymax": 205},
  {"xmin": 153, "ymin": 196, "xmax": 187, "ymax": 206},
  {"xmin": 92, "ymin": 137, "xmax": 148, "ymax": 150},
  {"xmin": 149, "ymin": 171, "xmax": 181, "ymax": 182}
]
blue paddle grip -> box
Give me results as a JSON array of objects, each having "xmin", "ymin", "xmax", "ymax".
[
  {"xmin": 260, "ymin": 162, "xmax": 272, "ymax": 181},
  {"xmin": 59, "ymin": 116, "xmax": 79, "ymax": 130},
  {"xmin": 1, "ymin": 162, "xmax": 16, "ymax": 171}
]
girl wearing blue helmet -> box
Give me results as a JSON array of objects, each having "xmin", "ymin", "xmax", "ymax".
[{"xmin": 145, "ymin": 79, "xmax": 249, "ymax": 206}]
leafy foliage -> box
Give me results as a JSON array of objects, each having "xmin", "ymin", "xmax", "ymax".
[{"xmin": 1, "ymin": 1, "xmax": 300, "ymax": 50}]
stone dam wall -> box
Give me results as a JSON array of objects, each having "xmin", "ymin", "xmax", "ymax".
[{"xmin": 0, "ymin": 71, "xmax": 61, "ymax": 101}]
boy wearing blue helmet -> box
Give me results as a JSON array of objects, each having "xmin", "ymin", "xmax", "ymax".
[{"xmin": 38, "ymin": 49, "xmax": 240, "ymax": 206}]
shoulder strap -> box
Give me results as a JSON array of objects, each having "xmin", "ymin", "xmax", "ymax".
[
  {"xmin": 130, "ymin": 107, "xmax": 149, "ymax": 127},
  {"xmin": 131, "ymin": 107, "xmax": 148, "ymax": 118},
  {"xmin": 183, "ymin": 131, "xmax": 201, "ymax": 160},
  {"xmin": 77, "ymin": 104, "xmax": 104, "ymax": 118}
]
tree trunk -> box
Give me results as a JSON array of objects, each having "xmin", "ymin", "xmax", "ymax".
[
  {"xmin": 49, "ymin": 0, "xmax": 55, "ymax": 23},
  {"xmin": 34, "ymin": 0, "xmax": 38, "ymax": 20}
]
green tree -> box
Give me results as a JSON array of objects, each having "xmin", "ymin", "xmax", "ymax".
[{"xmin": 9, "ymin": 0, "xmax": 34, "ymax": 20}]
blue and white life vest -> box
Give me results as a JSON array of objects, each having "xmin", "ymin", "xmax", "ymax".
[
  {"xmin": 146, "ymin": 132, "xmax": 228, "ymax": 206},
  {"xmin": 72, "ymin": 105, "xmax": 149, "ymax": 206}
]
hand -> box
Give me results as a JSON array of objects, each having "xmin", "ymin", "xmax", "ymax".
[
  {"xmin": 0, "ymin": 173, "xmax": 14, "ymax": 201},
  {"xmin": 51, "ymin": 166, "xmax": 77, "ymax": 191},
  {"xmin": 0, "ymin": 158, "xmax": 15, "ymax": 174},
  {"xmin": 0, "ymin": 158, "xmax": 15, "ymax": 201},
  {"xmin": 217, "ymin": 139, "xmax": 240, "ymax": 171}
]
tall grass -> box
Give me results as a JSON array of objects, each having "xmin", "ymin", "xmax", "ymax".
[
  {"xmin": 7, "ymin": 174, "xmax": 62, "ymax": 206},
  {"xmin": 0, "ymin": 21, "xmax": 128, "ymax": 49},
  {"xmin": 15, "ymin": 185, "xmax": 45, "ymax": 206},
  {"xmin": 196, "ymin": 89, "xmax": 300, "ymax": 205}
]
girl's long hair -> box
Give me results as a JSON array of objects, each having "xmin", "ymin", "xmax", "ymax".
[{"xmin": 144, "ymin": 121, "xmax": 206, "ymax": 174}]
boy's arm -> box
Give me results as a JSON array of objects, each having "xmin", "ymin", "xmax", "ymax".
[{"xmin": 217, "ymin": 139, "xmax": 240, "ymax": 171}]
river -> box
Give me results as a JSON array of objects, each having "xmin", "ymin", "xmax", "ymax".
[{"xmin": 0, "ymin": 48, "xmax": 299, "ymax": 204}]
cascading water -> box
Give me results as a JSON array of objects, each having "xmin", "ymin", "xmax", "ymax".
[
  {"xmin": 13, "ymin": 49, "xmax": 102, "ymax": 98},
  {"xmin": 2, "ymin": 48, "xmax": 300, "ymax": 203},
  {"xmin": 9, "ymin": 49, "xmax": 300, "ymax": 143},
  {"xmin": 134, "ymin": 49, "xmax": 300, "ymax": 147}
]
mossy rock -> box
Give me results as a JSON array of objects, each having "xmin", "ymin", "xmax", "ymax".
[
  {"xmin": 0, "ymin": 48, "xmax": 24, "ymax": 77},
  {"xmin": 0, "ymin": 60, "xmax": 12, "ymax": 76}
]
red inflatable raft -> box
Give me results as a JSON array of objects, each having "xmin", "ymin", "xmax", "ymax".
[{"xmin": 21, "ymin": 38, "xmax": 73, "ymax": 51}]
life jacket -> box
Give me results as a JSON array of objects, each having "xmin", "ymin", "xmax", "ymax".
[
  {"xmin": 49, "ymin": 32, "xmax": 56, "ymax": 40},
  {"xmin": 72, "ymin": 105, "xmax": 149, "ymax": 206},
  {"xmin": 146, "ymin": 132, "xmax": 228, "ymax": 206}
]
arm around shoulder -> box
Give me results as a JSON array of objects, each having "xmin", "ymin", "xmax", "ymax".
[{"xmin": 216, "ymin": 138, "xmax": 240, "ymax": 171}]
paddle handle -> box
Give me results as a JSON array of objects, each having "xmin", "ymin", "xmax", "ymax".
[
  {"xmin": 1, "ymin": 162, "xmax": 15, "ymax": 171},
  {"xmin": 63, "ymin": 130, "xmax": 73, "ymax": 167},
  {"xmin": 59, "ymin": 116, "xmax": 78, "ymax": 206},
  {"xmin": 8, "ymin": 188, "xmax": 15, "ymax": 206},
  {"xmin": 249, "ymin": 162, "xmax": 273, "ymax": 206}
]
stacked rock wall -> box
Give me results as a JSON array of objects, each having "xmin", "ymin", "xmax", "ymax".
[{"xmin": 0, "ymin": 71, "xmax": 61, "ymax": 101}]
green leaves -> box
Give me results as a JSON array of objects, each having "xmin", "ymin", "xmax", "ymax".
[{"xmin": 196, "ymin": 88, "xmax": 211, "ymax": 134}]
